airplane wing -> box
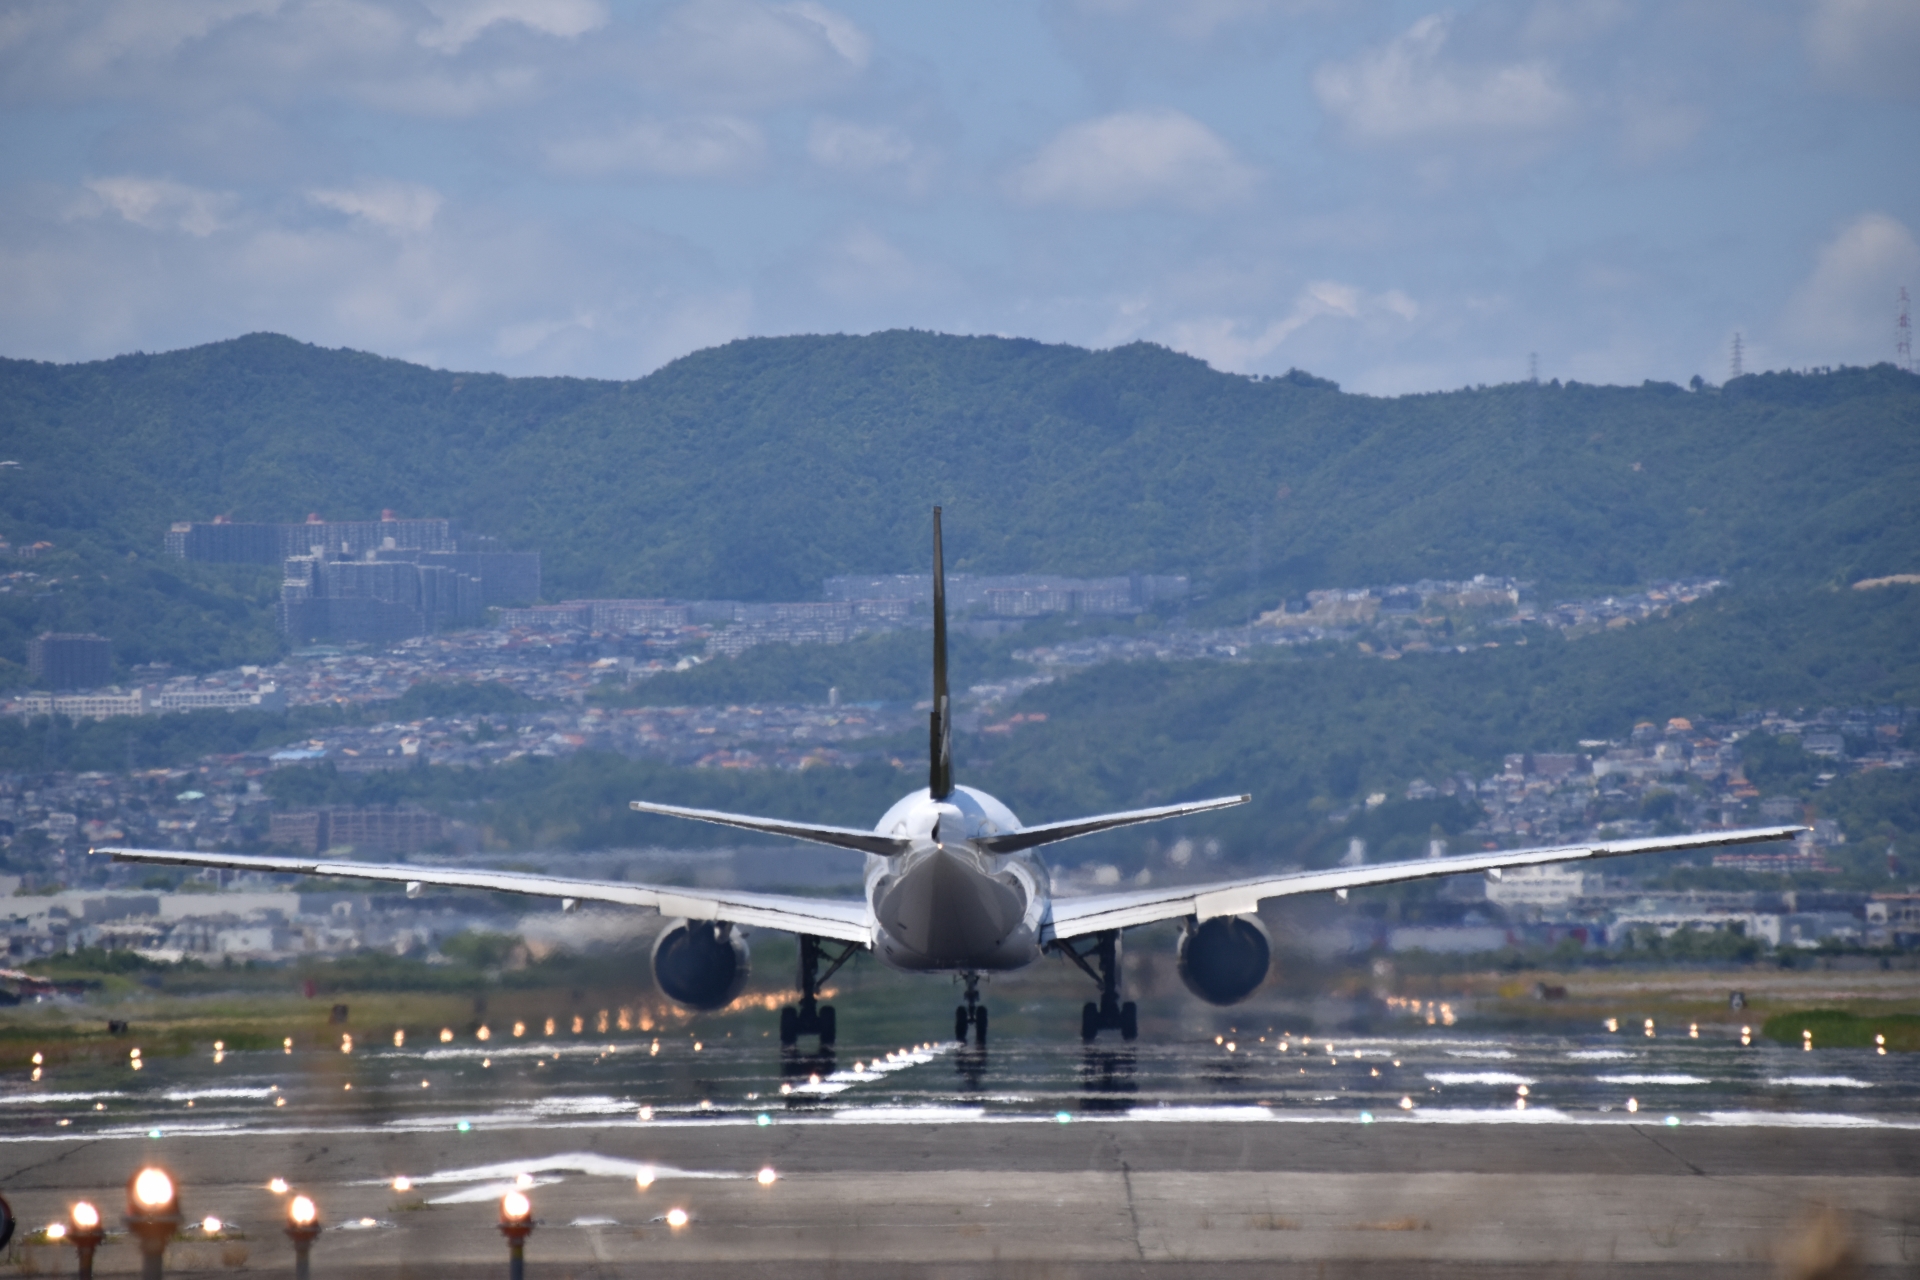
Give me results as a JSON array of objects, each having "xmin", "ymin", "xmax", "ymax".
[
  {"xmin": 628, "ymin": 801, "xmax": 910, "ymax": 857},
  {"xmin": 1044, "ymin": 825, "xmax": 1804, "ymax": 940},
  {"xmin": 94, "ymin": 846, "xmax": 875, "ymax": 944},
  {"xmin": 976, "ymin": 795, "xmax": 1251, "ymax": 855}
]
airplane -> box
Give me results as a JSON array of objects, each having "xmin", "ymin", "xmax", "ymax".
[{"xmin": 100, "ymin": 508, "xmax": 1802, "ymax": 1047}]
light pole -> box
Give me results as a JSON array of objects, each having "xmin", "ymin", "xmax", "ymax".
[
  {"xmin": 499, "ymin": 1190, "xmax": 534, "ymax": 1280},
  {"xmin": 125, "ymin": 1167, "xmax": 180, "ymax": 1280},
  {"xmin": 285, "ymin": 1195, "xmax": 321, "ymax": 1280},
  {"xmin": 68, "ymin": 1201, "xmax": 106, "ymax": 1280}
]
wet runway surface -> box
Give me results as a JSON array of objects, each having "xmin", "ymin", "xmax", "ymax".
[
  {"xmin": 3, "ymin": 1027, "xmax": 1917, "ymax": 1276},
  {"xmin": 5, "ymin": 1024, "xmax": 1917, "ymax": 1139}
]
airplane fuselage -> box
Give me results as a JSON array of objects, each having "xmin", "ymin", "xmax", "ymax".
[{"xmin": 864, "ymin": 785, "xmax": 1050, "ymax": 972}]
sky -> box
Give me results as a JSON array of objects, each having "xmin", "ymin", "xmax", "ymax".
[{"xmin": 0, "ymin": 0, "xmax": 1916, "ymax": 394}]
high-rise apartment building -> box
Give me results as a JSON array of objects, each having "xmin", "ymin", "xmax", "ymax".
[{"xmin": 27, "ymin": 632, "xmax": 112, "ymax": 689}]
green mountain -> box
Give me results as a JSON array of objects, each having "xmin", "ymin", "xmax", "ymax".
[{"xmin": 1, "ymin": 332, "xmax": 1917, "ymax": 681}]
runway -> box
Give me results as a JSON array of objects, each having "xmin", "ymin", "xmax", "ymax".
[{"xmin": 3, "ymin": 1031, "xmax": 1916, "ymax": 1276}]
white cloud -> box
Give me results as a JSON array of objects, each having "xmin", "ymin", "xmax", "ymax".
[
  {"xmin": 81, "ymin": 176, "xmax": 236, "ymax": 236},
  {"xmin": 1008, "ymin": 109, "xmax": 1255, "ymax": 210},
  {"xmin": 812, "ymin": 225, "xmax": 928, "ymax": 301},
  {"xmin": 1055, "ymin": 0, "xmax": 1318, "ymax": 42},
  {"xmin": 307, "ymin": 180, "xmax": 442, "ymax": 234},
  {"xmin": 807, "ymin": 117, "xmax": 913, "ymax": 172},
  {"xmin": 417, "ymin": 0, "xmax": 607, "ymax": 54},
  {"xmin": 1807, "ymin": 0, "xmax": 1920, "ymax": 100},
  {"xmin": 648, "ymin": 0, "xmax": 871, "ymax": 108},
  {"xmin": 1164, "ymin": 280, "xmax": 1417, "ymax": 371},
  {"xmin": 1615, "ymin": 97, "xmax": 1706, "ymax": 165},
  {"xmin": 1313, "ymin": 13, "xmax": 1572, "ymax": 145},
  {"xmin": 1781, "ymin": 213, "xmax": 1920, "ymax": 361},
  {"xmin": 546, "ymin": 116, "xmax": 767, "ymax": 178}
]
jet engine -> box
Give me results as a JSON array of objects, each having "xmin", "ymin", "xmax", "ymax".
[
  {"xmin": 651, "ymin": 919, "xmax": 749, "ymax": 1011},
  {"xmin": 1176, "ymin": 914, "xmax": 1271, "ymax": 1006}
]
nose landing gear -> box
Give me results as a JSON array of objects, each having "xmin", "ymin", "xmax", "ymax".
[
  {"xmin": 1054, "ymin": 930, "xmax": 1137, "ymax": 1042},
  {"xmin": 781, "ymin": 935, "xmax": 859, "ymax": 1048},
  {"xmin": 955, "ymin": 971, "xmax": 987, "ymax": 1045}
]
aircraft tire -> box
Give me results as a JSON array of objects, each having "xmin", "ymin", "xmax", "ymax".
[
  {"xmin": 955, "ymin": 1006, "xmax": 970, "ymax": 1043},
  {"xmin": 1081, "ymin": 1002, "xmax": 1099, "ymax": 1042},
  {"xmin": 779, "ymin": 1005, "xmax": 799, "ymax": 1046},
  {"xmin": 973, "ymin": 1005, "xmax": 988, "ymax": 1046},
  {"xmin": 818, "ymin": 1005, "xmax": 837, "ymax": 1046},
  {"xmin": 1120, "ymin": 1002, "xmax": 1138, "ymax": 1041}
]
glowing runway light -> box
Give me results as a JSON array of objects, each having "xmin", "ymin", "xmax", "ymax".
[
  {"xmin": 1644, "ymin": 1019, "xmax": 1656, "ymax": 1038},
  {"xmin": 666, "ymin": 1208, "xmax": 688, "ymax": 1228},
  {"xmin": 440, "ymin": 1028, "xmax": 454, "ymax": 1043},
  {"xmin": 757, "ymin": 1167, "xmax": 778, "ymax": 1186},
  {"xmin": 1626, "ymin": 1098, "xmax": 1639, "ymax": 1114},
  {"xmin": 202, "ymin": 1216, "xmax": 222, "ymax": 1234},
  {"xmin": 393, "ymin": 1177, "xmax": 411, "ymax": 1192},
  {"xmin": 1398, "ymin": 1097, "xmax": 1414, "ymax": 1111},
  {"xmin": 635, "ymin": 1167, "xmax": 656, "ymax": 1189},
  {"xmin": 269, "ymin": 1178, "xmax": 290, "ymax": 1194},
  {"xmin": 393, "ymin": 1029, "xmax": 405, "ymax": 1047}
]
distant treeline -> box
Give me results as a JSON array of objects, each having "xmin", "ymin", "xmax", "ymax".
[{"xmin": 2, "ymin": 332, "xmax": 1917, "ymax": 674}]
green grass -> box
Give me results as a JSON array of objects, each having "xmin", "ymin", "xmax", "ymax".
[{"xmin": 1761, "ymin": 1009, "xmax": 1920, "ymax": 1051}]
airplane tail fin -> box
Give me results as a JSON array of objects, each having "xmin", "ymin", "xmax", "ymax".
[{"xmin": 929, "ymin": 506, "xmax": 953, "ymax": 800}]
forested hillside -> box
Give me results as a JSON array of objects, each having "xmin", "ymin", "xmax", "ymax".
[{"xmin": 1, "ymin": 332, "xmax": 1917, "ymax": 679}]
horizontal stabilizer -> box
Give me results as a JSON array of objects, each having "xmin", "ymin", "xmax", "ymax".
[
  {"xmin": 629, "ymin": 800, "xmax": 912, "ymax": 856},
  {"xmin": 977, "ymin": 795, "xmax": 1250, "ymax": 855}
]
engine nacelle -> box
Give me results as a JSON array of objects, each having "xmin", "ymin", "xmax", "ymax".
[
  {"xmin": 651, "ymin": 919, "xmax": 749, "ymax": 1011},
  {"xmin": 1177, "ymin": 914, "xmax": 1272, "ymax": 1006}
]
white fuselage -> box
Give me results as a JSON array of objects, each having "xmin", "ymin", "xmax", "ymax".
[{"xmin": 863, "ymin": 785, "xmax": 1051, "ymax": 972}]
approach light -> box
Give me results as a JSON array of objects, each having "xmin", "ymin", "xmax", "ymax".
[
  {"xmin": 286, "ymin": 1195, "xmax": 321, "ymax": 1280},
  {"xmin": 130, "ymin": 1168, "xmax": 175, "ymax": 1213},
  {"xmin": 64, "ymin": 1199, "xmax": 106, "ymax": 1277}
]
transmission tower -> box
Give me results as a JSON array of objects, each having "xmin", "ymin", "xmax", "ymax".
[
  {"xmin": 1900, "ymin": 287, "xmax": 1913, "ymax": 373},
  {"xmin": 1730, "ymin": 331, "xmax": 1744, "ymax": 380}
]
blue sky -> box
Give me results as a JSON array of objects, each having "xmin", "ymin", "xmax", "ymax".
[{"xmin": 1, "ymin": 0, "xmax": 1915, "ymax": 392}]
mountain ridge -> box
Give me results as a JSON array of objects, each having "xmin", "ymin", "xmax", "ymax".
[{"xmin": 1, "ymin": 330, "xmax": 1916, "ymax": 675}]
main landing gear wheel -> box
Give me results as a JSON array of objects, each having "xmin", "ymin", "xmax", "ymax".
[
  {"xmin": 783, "ymin": 935, "xmax": 857, "ymax": 1049},
  {"xmin": 956, "ymin": 972, "xmax": 988, "ymax": 1046},
  {"xmin": 1057, "ymin": 931, "xmax": 1138, "ymax": 1042}
]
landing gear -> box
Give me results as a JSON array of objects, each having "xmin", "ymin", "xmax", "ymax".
[
  {"xmin": 955, "ymin": 972, "xmax": 987, "ymax": 1046},
  {"xmin": 780, "ymin": 934, "xmax": 857, "ymax": 1048},
  {"xmin": 1055, "ymin": 930, "xmax": 1137, "ymax": 1042}
]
